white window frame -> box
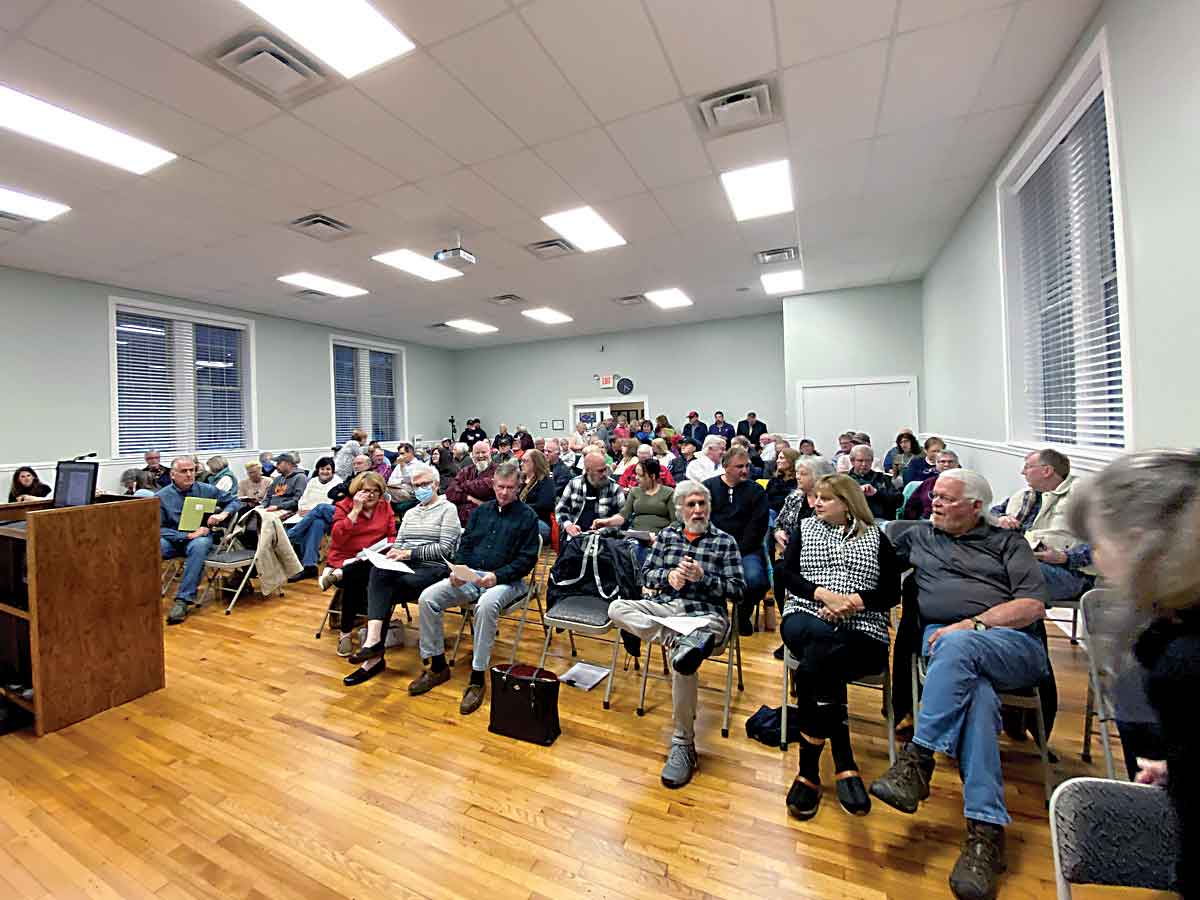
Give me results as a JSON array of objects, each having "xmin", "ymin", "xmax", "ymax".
[
  {"xmin": 107, "ymin": 296, "xmax": 258, "ymax": 460},
  {"xmin": 995, "ymin": 27, "xmax": 1134, "ymax": 463},
  {"xmin": 328, "ymin": 334, "xmax": 408, "ymax": 444}
]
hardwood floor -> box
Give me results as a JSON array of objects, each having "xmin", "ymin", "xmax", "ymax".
[{"xmin": 0, "ymin": 568, "xmax": 1165, "ymax": 899}]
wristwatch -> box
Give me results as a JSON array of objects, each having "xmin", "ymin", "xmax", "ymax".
[{"xmin": 972, "ymin": 617, "xmax": 988, "ymax": 632}]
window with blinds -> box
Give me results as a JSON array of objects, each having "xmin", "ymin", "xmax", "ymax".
[
  {"xmin": 332, "ymin": 343, "xmax": 399, "ymax": 442},
  {"xmin": 114, "ymin": 307, "xmax": 250, "ymax": 455},
  {"xmin": 1012, "ymin": 89, "xmax": 1124, "ymax": 450}
]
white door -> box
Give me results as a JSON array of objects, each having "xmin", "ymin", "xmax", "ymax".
[
  {"xmin": 796, "ymin": 377, "xmax": 919, "ymax": 458},
  {"xmin": 796, "ymin": 384, "xmax": 853, "ymax": 457}
]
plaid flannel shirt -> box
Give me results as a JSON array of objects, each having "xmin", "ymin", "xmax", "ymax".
[
  {"xmin": 642, "ymin": 522, "xmax": 745, "ymax": 618},
  {"xmin": 555, "ymin": 475, "xmax": 626, "ymax": 527}
]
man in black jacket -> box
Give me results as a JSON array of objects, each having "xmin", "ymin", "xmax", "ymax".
[
  {"xmin": 847, "ymin": 445, "xmax": 901, "ymax": 520},
  {"xmin": 681, "ymin": 411, "xmax": 708, "ymax": 445},
  {"xmin": 459, "ymin": 418, "xmax": 487, "ymax": 446},
  {"xmin": 703, "ymin": 447, "xmax": 770, "ymax": 635},
  {"xmin": 545, "ymin": 439, "xmax": 574, "ymax": 495},
  {"xmin": 736, "ymin": 412, "xmax": 768, "ymax": 445}
]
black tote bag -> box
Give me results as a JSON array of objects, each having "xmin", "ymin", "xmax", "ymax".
[{"xmin": 488, "ymin": 663, "xmax": 561, "ymax": 746}]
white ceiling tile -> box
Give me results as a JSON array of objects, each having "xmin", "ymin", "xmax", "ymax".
[
  {"xmin": 653, "ymin": 176, "xmax": 735, "ymax": 230},
  {"xmin": 452, "ymin": 228, "xmax": 536, "ymax": 271},
  {"xmin": 25, "ymin": 0, "xmax": 278, "ymax": 133},
  {"xmin": 473, "ymin": 150, "xmax": 579, "ymax": 218},
  {"xmin": 782, "ymin": 42, "xmax": 889, "ymax": 149},
  {"xmin": 293, "ymin": 86, "xmax": 458, "ymax": 182},
  {"xmin": 898, "ymin": 0, "xmax": 1013, "ymax": 32},
  {"xmin": 370, "ymin": 184, "xmax": 485, "ymax": 235},
  {"xmin": 645, "ymin": 0, "xmax": 775, "ymax": 95},
  {"xmin": 373, "ymin": 0, "xmax": 509, "ymax": 46},
  {"xmin": 973, "ymin": 0, "xmax": 1101, "ymax": 112},
  {"xmin": 924, "ymin": 177, "xmax": 983, "ymax": 223},
  {"xmin": 417, "ymin": 168, "xmax": 529, "ymax": 228},
  {"xmin": 776, "ymin": 0, "xmax": 896, "ymax": 67},
  {"xmin": 865, "ymin": 119, "xmax": 961, "ymax": 191},
  {"xmin": 240, "ymin": 116, "xmax": 402, "ymax": 198},
  {"xmin": 0, "ymin": 39, "xmax": 224, "ymax": 156},
  {"xmin": 192, "ymin": 137, "xmax": 348, "ymax": 211},
  {"xmin": 939, "ymin": 139, "xmax": 1008, "ymax": 183},
  {"xmin": 0, "ymin": 1, "xmax": 47, "ymax": 31},
  {"xmin": 797, "ymin": 193, "xmax": 863, "ymax": 245},
  {"xmin": 591, "ymin": 193, "xmax": 676, "ymax": 245},
  {"xmin": 357, "ymin": 52, "xmax": 522, "ymax": 165},
  {"xmin": 737, "ymin": 214, "xmax": 799, "ymax": 254},
  {"xmin": 607, "ymin": 103, "xmax": 711, "ymax": 189},
  {"xmin": 0, "ymin": 129, "xmax": 134, "ymax": 200},
  {"xmin": 146, "ymin": 158, "xmax": 303, "ymax": 225},
  {"xmin": 432, "ymin": 14, "xmax": 595, "ymax": 145},
  {"xmin": 521, "ymin": 0, "xmax": 678, "ymax": 122},
  {"xmin": 959, "ymin": 104, "xmax": 1033, "ymax": 146},
  {"xmin": 857, "ymin": 184, "xmax": 934, "ymax": 230},
  {"xmin": 705, "ymin": 122, "xmax": 790, "ymax": 173},
  {"xmin": 91, "ymin": 0, "xmax": 257, "ymax": 55},
  {"xmin": 878, "ymin": 6, "xmax": 1013, "ymax": 133},
  {"xmin": 536, "ymin": 128, "xmax": 645, "ymax": 203},
  {"xmin": 792, "ymin": 141, "xmax": 870, "ymax": 207}
]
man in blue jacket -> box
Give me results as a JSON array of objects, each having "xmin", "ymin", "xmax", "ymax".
[
  {"xmin": 709, "ymin": 411, "xmax": 735, "ymax": 442},
  {"xmin": 159, "ymin": 456, "xmax": 241, "ymax": 625},
  {"xmin": 681, "ymin": 411, "xmax": 708, "ymax": 445}
]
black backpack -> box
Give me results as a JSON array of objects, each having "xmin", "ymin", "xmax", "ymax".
[{"xmin": 546, "ymin": 533, "xmax": 641, "ymax": 610}]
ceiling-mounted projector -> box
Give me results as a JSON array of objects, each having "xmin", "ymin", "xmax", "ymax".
[{"xmin": 433, "ymin": 245, "xmax": 476, "ymax": 270}]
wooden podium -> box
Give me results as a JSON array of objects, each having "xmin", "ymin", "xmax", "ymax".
[{"xmin": 0, "ymin": 496, "xmax": 164, "ymax": 735}]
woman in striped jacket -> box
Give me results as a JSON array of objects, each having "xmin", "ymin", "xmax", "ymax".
[{"xmin": 343, "ymin": 463, "xmax": 462, "ymax": 686}]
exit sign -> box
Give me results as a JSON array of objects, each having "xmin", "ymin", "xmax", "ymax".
[{"xmin": 598, "ymin": 374, "xmax": 615, "ymax": 389}]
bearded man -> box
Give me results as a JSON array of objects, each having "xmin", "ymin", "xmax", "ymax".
[{"xmin": 445, "ymin": 440, "xmax": 497, "ymax": 526}]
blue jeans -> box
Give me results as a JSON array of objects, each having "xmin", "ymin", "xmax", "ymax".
[
  {"xmin": 537, "ymin": 519, "xmax": 551, "ymax": 542},
  {"xmin": 287, "ymin": 503, "xmax": 334, "ymax": 567},
  {"xmin": 418, "ymin": 576, "xmax": 527, "ymax": 672},
  {"xmin": 160, "ymin": 535, "xmax": 213, "ymax": 602},
  {"xmin": 742, "ymin": 550, "xmax": 769, "ymax": 604},
  {"xmin": 914, "ymin": 624, "xmax": 1048, "ymax": 826},
  {"xmin": 1039, "ymin": 562, "xmax": 1091, "ymax": 602}
]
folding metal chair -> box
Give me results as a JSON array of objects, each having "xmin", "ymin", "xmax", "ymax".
[
  {"xmin": 199, "ymin": 519, "xmax": 259, "ymax": 614},
  {"xmin": 536, "ymin": 593, "xmax": 621, "ymax": 710},
  {"xmin": 160, "ymin": 558, "xmax": 184, "ymax": 597},
  {"xmin": 1079, "ymin": 587, "xmax": 1123, "ymax": 778},
  {"xmin": 448, "ymin": 538, "xmax": 544, "ymax": 666},
  {"xmin": 313, "ymin": 580, "xmax": 412, "ymax": 640}
]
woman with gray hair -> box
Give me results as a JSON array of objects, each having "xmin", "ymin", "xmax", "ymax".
[
  {"xmin": 1070, "ymin": 449, "xmax": 1200, "ymax": 896},
  {"xmin": 205, "ymin": 455, "xmax": 237, "ymax": 495},
  {"xmin": 120, "ymin": 468, "xmax": 158, "ymax": 497}
]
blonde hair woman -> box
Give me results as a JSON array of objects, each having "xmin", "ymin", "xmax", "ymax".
[{"xmin": 651, "ymin": 437, "xmax": 675, "ymax": 464}]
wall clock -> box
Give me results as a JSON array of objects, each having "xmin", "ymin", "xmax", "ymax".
[{"xmin": 616, "ymin": 377, "xmax": 634, "ymax": 395}]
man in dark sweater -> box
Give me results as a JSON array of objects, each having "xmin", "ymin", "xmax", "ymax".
[
  {"xmin": 681, "ymin": 411, "xmax": 708, "ymax": 446},
  {"xmin": 545, "ymin": 439, "xmax": 574, "ymax": 495},
  {"xmin": 708, "ymin": 411, "xmax": 735, "ymax": 442},
  {"xmin": 459, "ymin": 418, "xmax": 487, "ymax": 446},
  {"xmin": 703, "ymin": 447, "xmax": 769, "ymax": 635},
  {"xmin": 847, "ymin": 445, "xmax": 901, "ymax": 520},
  {"xmin": 736, "ymin": 412, "xmax": 768, "ymax": 445},
  {"xmin": 409, "ymin": 462, "xmax": 540, "ymax": 716}
]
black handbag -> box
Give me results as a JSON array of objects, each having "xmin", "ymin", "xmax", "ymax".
[{"xmin": 487, "ymin": 663, "xmax": 561, "ymax": 746}]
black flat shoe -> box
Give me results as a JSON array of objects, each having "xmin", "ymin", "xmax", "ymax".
[
  {"xmin": 835, "ymin": 771, "xmax": 871, "ymax": 816},
  {"xmin": 349, "ymin": 641, "xmax": 385, "ymax": 664},
  {"xmin": 773, "ymin": 644, "xmax": 786, "ymax": 660},
  {"xmin": 343, "ymin": 660, "xmax": 385, "ymax": 686},
  {"xmin": 786, "ymin": 776, "xmax": 821, "ymax": 821}
]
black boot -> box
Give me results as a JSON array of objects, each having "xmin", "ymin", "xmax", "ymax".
[
  {"xmin": 619, "ymin": 629, "xmax": 641, "ymax": 660},
  {"xmin": 869, "ymin": 742, "xmax": 934, "ymax": 813},
  {"xmin": 671, "ymin": 631, "xmax": 716, "ymax": 676},
  {"xmin": 949, "ymin": 819, "xmax": 1007, "ymax": 900}
]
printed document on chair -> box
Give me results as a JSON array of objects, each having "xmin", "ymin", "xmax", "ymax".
[
  {"xmin": 362, "ymin": 548, "xmax": 413, "ymax": 574},
  {"xmin": 648, "ymin": 615, "xmax": 709, "ymax": 636}
]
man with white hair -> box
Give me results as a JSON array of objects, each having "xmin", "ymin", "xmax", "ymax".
[
  {"xmin": 556, "ymin": 452, "xmax": 625, "ymax": 538},
  {"xmin": 846, "ymin": 444, "xmax": 900, "ymax": 520},
  {"xmin": 544, "ymin": 439, "xmax": 574, "ymax": 494},
  {"xmin": 608, "ymin": 480, "xmax": 745, "ymax": 789},
  {"xmin": 444, "ymin": 440, "xmax": 496, "ymax": 526},
  {"xmin": 870, "ymin": 468, "xmax": 1049, "ymax": 900},
  {"xmin": 686, "ymin": 434, "xmax": 726, "ymax": 483},
  {"xmin": 618, "ymin": 442, "xmax": 676, "ymax": 488}
]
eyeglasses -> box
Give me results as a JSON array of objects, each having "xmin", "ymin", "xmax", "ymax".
[{"xmin": 930, "ymin": 492, "xmax": 967, "ymax": 504}]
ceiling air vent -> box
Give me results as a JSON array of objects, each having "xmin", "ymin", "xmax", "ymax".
[
  {"xmin": 488, "ymin": 293, "xmax": 525, "ymax": 306},
  {"xmin": 287, "ymin": 213, "xmax": 354, "ymax": 242},
  {"xmin": 613, "ymin": 294, "xmax": 647, "ymax": 307},
  {"xmin": 698, "ymin": 81, "xmax": 775, "ymax": 135},
  {"xmin": 525, "ymin": 238, "xmax": 577, "ymax": 260},
  {"xmin": 215, "ymin": 34, "xmax": 328, "ymax": 106},
  {"xmin": 292, "ymin": 289, "xmax": 331, "ymax": 300},
  {"xmin": 426, "ymin": 323, "xmax": 451, "ymax": 330},
  {"xmin": 756, "ymin": 245, "xmax": 800, "ymax": 265},
  {"xmin": 0, "ymin": 212, "xmax": 36, "ymax": 234}
]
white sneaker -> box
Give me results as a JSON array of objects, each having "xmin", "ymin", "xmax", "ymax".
[{"xmin": 318, "ymin": 567, "xmax": 342, "ymax": 591}]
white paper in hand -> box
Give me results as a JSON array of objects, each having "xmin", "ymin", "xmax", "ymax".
[
  {"xmin": 449, "ymin": 564, "xmax": 481, "ymax": 585},
  {"xmin": 363, "ymin": 549, "xmax": 413, "ymax": 573},
  {"xmin": 647, "ymin": 615, "xmax": 708, "ymax": 636}
]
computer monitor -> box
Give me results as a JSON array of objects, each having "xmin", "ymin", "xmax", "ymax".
[{"xmin": 52, "ymin": 461, "xmax": 99, "ymax": 508}]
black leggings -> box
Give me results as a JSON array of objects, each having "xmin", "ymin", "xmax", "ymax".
[
  {"xmin": 336, "ymin": 562, "xmax": 372, "ymax": 634},
  {"xmin": 364, "ymin": 561, "xmax": 448, "ymax": 646}
]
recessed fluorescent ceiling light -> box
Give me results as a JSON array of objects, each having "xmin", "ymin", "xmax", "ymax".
[
  {"xmin": 521, "ymin": 307, "xmax": 573, "ymax": 325},
  {"xmin": 277, "ymin": 271, "xmax": 368, "ymax": 298},
  {"xmin": 372, "ymin": 249, "xmax": 463, "ymax": 282},
  {"xmin": 0, "ymin": 86, "xmax": 176, "ymax": 175},
  {"xmin": 446, "ymin": 319, "xmax": 498, "ymax": 334},
  {"xmin": 540, "ymin": 206, "xmax": 626, "ymax": 252},
  {"xmin": 235, "ymin": 0, "xmax": 415, "ymax": 79},
  {"xmin": 720, "ymin": 159, "xmax": 793, "ymax": 222},
  {"xmin": 0, "ymin": 185, "xmax": 70, "ymax": 221},
  {"xmin": 761, "ymin": 268, "xmax": 806, "ymax": 295},
  {"xmin": 644, "ymin": 288, "xmax": 693, "ymax": 310}
]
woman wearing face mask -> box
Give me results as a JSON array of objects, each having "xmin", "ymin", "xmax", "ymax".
[{"xmin": 344, "ymin": 464, "xmax": 461, "ymax": 685}]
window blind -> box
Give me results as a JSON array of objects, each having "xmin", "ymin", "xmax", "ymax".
[
  {"xmin": 332, "ymin": 344, "xmax": 398, "ymax": 442},
  {"xmin": 114, "ymin": 308, "xmax": 248, "ymax": 455},
  {"xmin": 1015, "ymin": 91, "xmax": 1123, "ymax": 450}
]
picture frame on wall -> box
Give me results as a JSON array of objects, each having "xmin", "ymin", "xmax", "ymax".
[
  {"xmin": 551, "ymin": 419, "xmax": 566, "ymax": 431},
  {"xmin": 539, "ymin": 420, "xmax": 549, "ymax": 429}
]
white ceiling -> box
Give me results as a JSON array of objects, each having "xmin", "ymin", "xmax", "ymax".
[{"xmin": 0, "ymin": 0, "xmax": 1100, "ymax": 348}]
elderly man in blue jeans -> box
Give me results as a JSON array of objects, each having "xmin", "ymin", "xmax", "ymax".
[
  {"xmin": 870, "ymin": 469, "xmax": 1049, "ymax": 900},
  {"xmin": 158, "ymin": 456, "xmax": 240, "ymax": 626}
]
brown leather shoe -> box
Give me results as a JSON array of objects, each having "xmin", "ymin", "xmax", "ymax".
[
  {"xmin": 408, "ymin": 666, "xmax": 451, "ymax": 696},
  {"xmin": 459, "ymin": 681, "xmax": 486, "ymax": 715}
]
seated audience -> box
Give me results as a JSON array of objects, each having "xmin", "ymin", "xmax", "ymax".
[
  {"xmin": 612, "ymin": 415, "xmax": 631, "ymax": 443},
  {"xmin": 327, "ymin": 453, "xmax": 372, "ymax": 503},
  {"xmin": 737, "ymin": 411, "xmax": 767, "ymax": 445},
  {"xmin": 992, "ymin": 449, "xmax": 1095, "ymax": 601},
  {"xmin": 798, "ymin": 438, "xmax": 818, "ymax": 456},
  {"xmin": 1069, "ymin": 448, "xmax": 1200, "ymax": 897},
  {"xmin": 904, "ymin": 450, "xmax": 960, "ymax": 519},
  {"xmin": 681, "ymin": 411, "xmax": 708, "ymax": 446},
  {"xmin": 459, "ymin": 418, "xmax": 487, "ymax": 446},
  {"xmin": 320, "ymin": 472, "xmax": 397, "ymax": 657},
  {"xmin": 514, "ymin": 425, "xmax": 534, "ymax": 452},
  {"xmin": 686, "ymin": 434, "xmax": 725, "ymax": 483},
  {"xmin": 654, "ymin": 415, "xmax": 676, "ymax": 440},
  {"xmin": 258, "ymin": 451, "xmax": 276, "ymax": 476},
  {"xmin": 759, "ymin": 433, "xmax": 779, "ymax": 474},
  {"xmin": 445, "ymin": 440, "xmax": 496, "ymax": 526},
  {"xmin": 612, "ymin": 439, "xmax": 640, "ymax": 477},
  {"xmin": 8, "ymin": 466, "xmax": 51, "ymax": 503},
  {"xmin": 386, "ymin": 443, "xmax": 419, "ymax": 503},
  {"xmin": 671, "ymin": 438, "xmax": 697, "ymax": 482},
  {"xmin": 334, "ymin": 428, "xmax": 368, "ymax": 479},
  {"xmin": 594, "ymin": 417, "xmax": 612, "ymax": 453},
  {"xmin": 560, "ymin": 436, "xmax": 581, "ymax": 470},
  {"xmin": 775, "ymin": 457, "xmax": 837, "ymax": 556},
  {"xmin": 557, "ymin": 452, "xmax": 625, "ymax": 538},
  {"xmin": 870, "ymin": 469, "xmax": 1048, "ymax": 900},
  {"xmin": 651, "ymin": 437, "xmax": 675, "ymax": 466},
  {"xmin": 429, "ymin": 446, "xmax": 456, "ymax": 488},
  {"xmin": 238, "ymin": 461, "xmax": 270, "ymax": 503},
  {"xmin": 120, "ymin": 468, "xmax": 159, "ymax": 497},
  {"xmin": 343, "ymin": 464, "xmax": 461, "ymax": 686},
  {"xmin": 491, "ymin": 423, "xmax": 512, "ymax": 449},
  {"xmin": 833, "ymin": 432, "xmax": 856, "ymax": 462},
  {"xmin": 884, "ymin": 431, "xmax": 919, "ymax": 483},
  {"xmin": 847, "ymin": 445, "xmax": 901, "ymax": 520},
  {"xmin": 285, "ymin": 456, "xmax": 339, "ymax": 580},
  {"xmin": 159, "ymin": 456, "xmax": 241, "ymax": 625},
  {"xmin": 261, "ymin": 453, "xmax": 307, "ymax": 513},
  {"xmin": 544, "ymin": 439, "xmax": 574, "ymax": 494},
  {"xmin": 610, "ymin": 458, "xmax": 675, "ymax": 562},
  {"xmin": 776, "ymin": 474, "xmax": 900, "ymax": 821},
  {"xmin": 903, "ymin": 436, "xmax": 946, "ymax": 485},
  {"xmin": 493, "ymin": 435, "xmax": 516, "ymax": 464},
  {"xmin": 704, "ymin": 448, "xmax": 770, "ymax": 635},
  {"xmin": 451, "ymin": 441, "xmax": 470, "ymax": 471},
  {"xmin": 409, "ymin": 462, "xmax": 540, "ymax": 715},
  {"xmin": 609, "ymin": 480, "xmax": 745, "ymax": 788},
  {"xmin": 709, "ymin": 411, "xmax": 735, "ymax": 442},
  {"xmin": 633, "ymin": 419, "xmax": 654, "ymax": 444},
  {"xmin": 519, "ymin": 449, "xmax": 556, "ymax": 541},
  {"xmin": 142, "ymin": 450, "xmax": 171, "ymax": 488},
  {"xmin": 766, "ymin": 448, "xmax": 802, "ymax": 514},
  {"xmin": 619, "ymin": 444, "xmax": 676, "ymax": 488},
  {"xmin": 370, "ymin": 448, "xmax": 392, "ymax": 480},
  {"xmin": 205, "ymin": 455, "xmax": 237, "ymax": 495}
]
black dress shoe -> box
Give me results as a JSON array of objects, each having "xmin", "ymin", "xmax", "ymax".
[
  {"xmin": 671, "ymin": 631, "xmax": 716, "ymax": 676},
  {"xmin": 835, "ymin": 771, "xmax": 871, "ymax": 816},
  {"xmin": 289, "ymin": 565, "xmax": 319, "ymax": 583},
  {"xmin": 349, "ymin": 641, "xmax": 385, "ymax": 664},
  {"xmin": 343, "ymin": 660, "xmax": 385, "ymax": 686},
  {"xmin": 773, "ymin": 643, "xmax": 786, "ymax": 660},
  {"xmin": 786, "ymin": 776, "xmax": 821, "ymax": 820},
  {"xmin": 620, "ymin": 628, "xmax": 642, "ymax": 659}
]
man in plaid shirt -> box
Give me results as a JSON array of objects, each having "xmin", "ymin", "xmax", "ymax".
[
  {"xmin": 556, "ymin": 451, "xmax": 626, "ymax": 538},
  {"xmin": 609, "ymin": 479, "xmax": 745, "ymax": 789}
]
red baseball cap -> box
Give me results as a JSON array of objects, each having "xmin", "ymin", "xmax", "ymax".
[{"xmin": 687, "ymin": 410, "xmax": 699, "ymax": 418}]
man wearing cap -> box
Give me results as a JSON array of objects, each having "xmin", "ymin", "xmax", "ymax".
[
  {"xmin": 261, "ymin": 452, "xmax": 308, "ymax": 514},
  {"xmin": 459, "ymin": 418, "xmax": 487, "ymax": 446},
  {"xmin": 709, "ymin": 411, "xmax": 735, "ymax": 442},
  {"xmin": 736, "ymin": 412, "xmax": 768, "ymax": 445},
  {"xmin": 682, "ymin": 411, "xmax": 708, "ymax": 446},
  {"xmin": 671, "ymin": 437, "xmax": 697, "ymax": 482}
]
